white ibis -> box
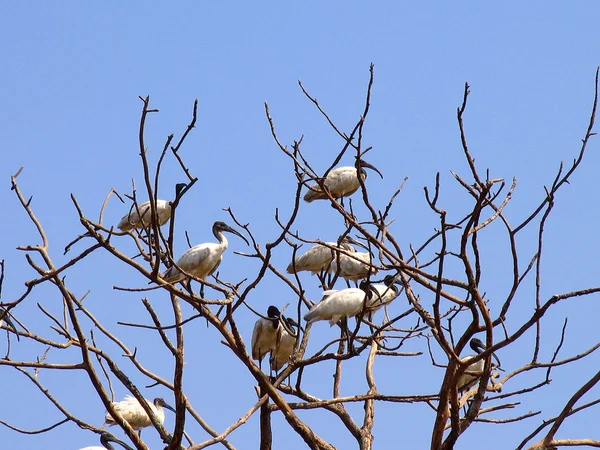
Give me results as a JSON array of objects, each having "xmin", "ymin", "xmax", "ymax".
[
  {"xmin": 365, "ymin": 275, "xmax": 400, "ymax": 316},
  {"xmin": 0, "ymin": 308, "xmax": 19, "ymax": 341},
  {"xmin": 80, "ymin": 432, "xmax": 133, "ymax": 450},
  {"xmin": 103, "ymin": 396, "xmax": 175, "ymax": 435},
  {"xmin": 304, "ymin": 287, "xmax": 369, "ymax": 326},
  {"xmin": 286, "ymin": 237, "xmax": 355, "ymax": 275},
  {"xmin": 270, "ymin": 317, "xmax": 300, "ymax": 372},
  {"xmin": 457, "ymin": 338, "xmax": 501, "ymax": 392},
  {"xmin": 329, "ymin": 250, "xmax": 377, "ymax": 282},
  {"xmin": 117, "ymin": 183, "xmax": 186, "ymax": 231},
  {"xmin": 161, "ymin": 221, "xmax": 248, "ymax": 284},
  {"xmin": 304, "ymin": 160, "xmax": 383, "ymax": 203},
  {"xmin": 251, "ymin": 305, "xmax": 282, "ymax": 367}
]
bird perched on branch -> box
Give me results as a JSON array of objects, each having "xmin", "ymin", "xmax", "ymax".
[
  {"xmin": 304, "ymin": 160, "xmax": 383, "ymax": 203},
  {"xmin": 457, "ymin": 338, "xmax": 502, "ymax": 392},
  {"xmin": 286, "ymin": 237, "xmax": 356, "ymax": 276},
  {"xmin": 304, "ymin": 285, "xmax": 370, "ymax": 326},
  {"xmin": 161, "ymin": 221, "xmax": 248, "ymax": 285},
  {"xmin": 80, "ymin": 432, "xmax": 133, "ymax": 450},
  {"xmin": 103, "ymin": 396, "xmax": 175, "ymax": 435},
  {"xmin": 328, "ymin": 250, "xmax": 377, "ymax": 282},
  {"xmin": 117, "ymin": 183, "xmax": 186, "ymax": 232},
  {"xmin": 251, "ymin": 305, "xmax": 282, "ymax": 368}
]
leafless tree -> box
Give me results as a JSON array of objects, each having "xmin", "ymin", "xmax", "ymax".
[{"xmin": 1, "ymin": 65, "xmax": 599, "ymax": 450}]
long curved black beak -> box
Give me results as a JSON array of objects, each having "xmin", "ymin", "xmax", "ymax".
[
  {"xmin": 344, "ymin": 235, "xmax": 370, "ymax": 252},
  {"xmin": 224, "ymin": 224, "xmax": 250, "ymax": 246},
  {"xmin": 360, "ymin": 160, "xmax": 384, "ymax": 179},
  {"xmin": 472, "ymin": 338, "xmax": 501, "ymax": 367},
  {"xmin": 104, "ymin": 432, "xmax": 134, "ymax": 450},
  {"xmin": 161, "ymin": 400, "xmax": 176, "ymax": 414}
]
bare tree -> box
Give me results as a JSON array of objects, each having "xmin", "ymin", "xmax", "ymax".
[{"xmin": 1, "ymin": 65, "xmax": 599, "ymax": 450}]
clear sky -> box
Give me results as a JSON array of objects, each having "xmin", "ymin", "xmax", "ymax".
[{"xmin": 1, "ymin": 2, "xmax": 600, "ymax": 449}]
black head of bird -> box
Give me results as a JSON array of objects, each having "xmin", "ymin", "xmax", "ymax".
[
  {"xmin": 212, "ymin": 221, "xmax": 250, "ymax": 245},
  {"xmin": 382, "ymin": 274, "xmax": 399, "ymax": 286},
  {"xmin": 470, "ymin": 338, "xmax": 501, "ymax": 367},
  {"xmin": 266, "ymin": 305, "xmax": 281, "ymax": 328},
  {"xmin": 357, "ymin": 160, "xmax": 384, "ymax": 180},
  {"xmin": 153, "ymin": 397, "xmax": 176, "ymax": 413},
  {"xmin": 99, "ymin": 431, "xmax": 134, "ymax": 450},
  {"xmin": 283, "ymin": 316, "xmax": 303, "ymax": 335},
  {"xmin": 174, "ymin": 182, "xmax": 187, "ymax": 198}
]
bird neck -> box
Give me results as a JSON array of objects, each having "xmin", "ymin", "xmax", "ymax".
[{"xmin": 214, "ymin": 230, "xmax": 229, "ymax": 248}]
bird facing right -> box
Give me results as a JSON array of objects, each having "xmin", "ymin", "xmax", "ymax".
[
  {"xmin": 457, "ymin": 338, "xmax": 502, "ymax": 392},
  {"xmin": 80, "ymin": 432, "xmax": 134, "ymax": 450},
  {"xmin": 103, "ymin": 396, "xmax": 175, "ymax": 433}
]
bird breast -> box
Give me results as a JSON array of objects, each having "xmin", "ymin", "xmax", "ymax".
[
  {"xmin": 457, "ymin": 356, "xmax": 485, "ymax": 391},
  {"xmin": 270, "ymin": 328, "xmax": 297, "ymax": 371},
  {"xmin": 251, "ymin": 318, "xmax": 280, "ymax": 361}
]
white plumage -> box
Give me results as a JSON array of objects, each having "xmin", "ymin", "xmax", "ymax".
[
  {"xmin": 457, "ymin": 338, "xmax": 501, "ymax": 392},
  {"xmin": 365, "ymin": 275, "xmax": 400, "ymax": 314},
  {"xmin": 270, "ymin": 318, "xmax": 300, "ymax": 372},
  {"xmin": 304, "ymin": 161, "xmax": 383, "ymax": 203},
  {"xmin": 251, "ymin": 306, "xmax": 281, "ymax": 364},
  {"xmin": 304, "ymin": 287, "xmax": 368, "ymax": 326},
  {"xmin": 329, "ymin": 251, "xmax": 377, "ymax": 281},
  {"xmin": 117, "ymin": 183, "xmax": 185, "ymax": 232},
  {"xmin": 80, "ymin": 432, "xmax": 133, "ymax": 450},
  {"xmin": 162, "ymin": 221, "xmax": 247, "ymax": 283},
  {"xmin": 104, "ymin": 396, "xmax": 174, "ymax": 432},
  {"xmin": 286, "ymin": 239, "xmax": 355, "ymax": 275},
  {"xmin": 117, "ymin": 199, "xmax": 171, "ymax": 232}
]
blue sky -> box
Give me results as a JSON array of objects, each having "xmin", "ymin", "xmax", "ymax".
[{"xmin": 1, "ymin": 2, "xmax": 600, "ymax": 449}]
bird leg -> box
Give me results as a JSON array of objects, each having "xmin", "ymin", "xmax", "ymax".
[{"xmin": 341, "ymin": 318, "xmax": 356, "ymax": 354}]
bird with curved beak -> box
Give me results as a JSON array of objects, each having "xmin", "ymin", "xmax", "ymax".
[
  {"xmin": 251, "ymin": 305, "xmax": 282, "ymax": 369},
  {"xmin": 161, "ymin": 221, "xmax": 248, "ymax": 295},
  {"xmin": 117, "ymin": 183, "xmax": 186, "ymax": 232},
  {"xmin": 304, "ymin": 159, "xmax": 384, "ymax": 203},
  {"xmin": 457, "ymin": 338, "xmax": 502, "ymax": 392},
  {"xmin": 103, "ymin": 396, "xmax": 175, "ymax": 437},
  {"xmin": 365, "ymin": 275, "xmax": 400, "ymax": 318},
  {"xmin": 0, "ymin": 307, "xmax": 19, "ymax": 341},
  {"xmin": 328, "ymin": 236, "xmax": 378, "ymax": 284},
  {"xmin": 80, "ymin": 431, "xmax": 134, "ymax": 450}
]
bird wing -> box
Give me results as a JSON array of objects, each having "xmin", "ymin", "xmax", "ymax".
[{"xmin": 325, "ymin": 167, "xmax": 360, "ymax": 197}]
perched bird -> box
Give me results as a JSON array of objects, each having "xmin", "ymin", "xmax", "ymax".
[
  {"xmin": 161, "ymin": 221, "xmax": 248, "ymax": 284},
  {"xmin": 80, "ymin": 432, "xmax": 133, "ymax": 450},
  {"xmin": 117, "ymin": 183, "xmax": 186, "ymax": 232},
  {"xmin": 304, "ymin": 286, "xmax": 370, "ymax": 326},
  {"xmin": 304, "ymin": 160, "xmax": 383, "ymax": 203},
  {"xmin": 251, "ymin": 305, "xmax": 282, "ymax": 367},
  {"xmin": 457, "ymin": 338, "xmax": 502, "ymax": 392},
  {"xmin": 103, "ymin": 396, "xmax": 175, "ymax": 435},
  {"xmin": 365, "ymin": 275, "xmax": 400, "ymax": 316},
  {"xmin": 270, "ymin": 317, "xmax": 300, "ymax": 372},
  {"xmin": 286, "ymin": 237, "xmax": 355, "ymax": 275},
  {"xmin": 0, "ymin": 308, "xmax": 19, "ymax": 341},
  {"xmin": 329, "ymin": 250, "xmax": 377, "ymax": 282}
]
